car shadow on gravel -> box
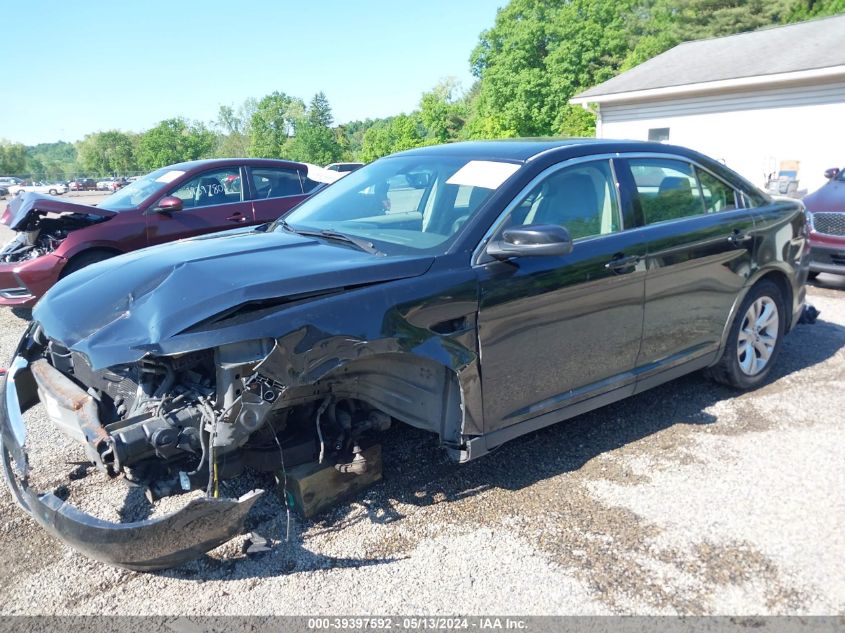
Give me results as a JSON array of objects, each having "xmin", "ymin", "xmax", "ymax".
[
  {"xmin": 158, "ymin": 318, "xmax": 844, "ymax": 580},
  {"xmin": 316, "ymin": 318, "xmax": 845, "ymax": 533}
]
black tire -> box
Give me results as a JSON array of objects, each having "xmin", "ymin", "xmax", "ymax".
[
  {"xmin": 49, "ymin": 189, "xmax": 57, "ymax": 195},
  {"xmin": 60, "ymin": 250, "xmax": 116, "ymax": 279},
  {"xmin": 807, "ymin": 271, "xmax": 819, "ymax": 281},
  {"xmin": 10, "ymin": 307, "xmax": 32, "ymax": 321},
  {"xmin": 705, "ymin": 279, "xmax": 785, "ymax": 390}
]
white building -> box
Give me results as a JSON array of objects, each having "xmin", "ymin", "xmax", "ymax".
[{"xmin": 570, "ymin": 14, "xmax": 845, "ymax": 194}]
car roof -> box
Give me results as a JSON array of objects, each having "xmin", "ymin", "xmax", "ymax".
[
  {"xmin": 390, "ymin": 138, "xmax": 706, "ymax": 163},
  {"xmin": 161, "ymin": 157, "xmax": 307, "ymax": 171}
]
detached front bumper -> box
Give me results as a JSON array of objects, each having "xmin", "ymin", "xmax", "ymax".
[
  {"xmin": 0, "ymin": 254, "xmax": 66, "ymax": 307},
  {"xmin": 0, "ymin": 350, "xmax": 263, "ymax": 571}
]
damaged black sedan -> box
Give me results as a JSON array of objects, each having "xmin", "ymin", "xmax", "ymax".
[{"xmin": 1, "ymin": 140, "xmax": 809, "ymax": 570}]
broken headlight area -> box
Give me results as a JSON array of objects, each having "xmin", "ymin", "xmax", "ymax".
[
  {"xmin": 0, "ymin": 213, "xmax": 103, "ymax": 263},
  {"xmin": 0, "ymin": 228, "xmax": 67, "ymax": 263},
  {"xmin": 1, "ymin": 327, "xmax": 391, "ymax": 570}
]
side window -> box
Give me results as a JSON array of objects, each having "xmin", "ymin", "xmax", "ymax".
[
  {"xmin": 740, "ymin": 187, "xmax": 769, "ymax": 209},
  {"xmin": 696, "ymin": 168, "xmax": 738, "ymax": 213},
  {"xmin": 509, "ymin": 161, "xmax": 620, "ymax": 240},
  {"xmin": 169, "ymin": 168, "xmax": 242, "ymax": 209},
  {"xmin": 250, "ymin": 168, "xmax": 304, "ymax": 199},
  {"xmin": 629, "ymin": 158, "xmax": 704, "ymax": 225}
]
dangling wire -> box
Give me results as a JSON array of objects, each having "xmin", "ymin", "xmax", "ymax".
[
  {"xmin": 315, "ymin": 397, "xmax": 330, "ymax": 464},
  {"xmin": 272, "ymin": 430, "xmax": 291, "ymax": 542}
]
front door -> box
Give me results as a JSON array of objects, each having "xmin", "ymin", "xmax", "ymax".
[
  {"xmin": 146, "ymin": 166, "xmax": 252, "ymax": 246},
  {"xmin": 476, "ymin": 159, "xmax": 647, "ymax": 433}
]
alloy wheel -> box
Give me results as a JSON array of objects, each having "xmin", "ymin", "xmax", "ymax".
[{"xmin": 736, "ymin": 296, "xmax": 779, "ymax": 376}]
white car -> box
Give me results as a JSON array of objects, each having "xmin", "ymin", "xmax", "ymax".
[
  {"xmin": 0, "ymin": 177, "xmax": 23, "ymax": 189},
  {"xmin": 8, "ymin": 182, "xmax": 68, "ymax": 196}
]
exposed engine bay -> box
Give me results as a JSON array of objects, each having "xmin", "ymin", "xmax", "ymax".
[
  {"xmin": 1, "ymin": 325, "xmax": 394, "ymax": 571},
  {"xmin": 0, "ymin": 193, "xmax": 114, "ymax": 263},
  {"xmin": 0, "ymin": 212, "xmax": 109, "ymax": 263}
]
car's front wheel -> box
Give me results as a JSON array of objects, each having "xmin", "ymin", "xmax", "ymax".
[
  {"xmin": 60, "ymin": 250, "xmax": 117, "ymax": 279},
  {"xmin": 706, "ymin": 279, "xmax": 785, "ymax": 390},
  {"xmin": 49, "ymin": 189, "xmax": 57, "ymax": 195}
]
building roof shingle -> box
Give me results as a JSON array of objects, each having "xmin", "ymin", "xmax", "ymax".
[{"xmin": 574, "ymin": 14, "xmax": 845, "ymax": 100}]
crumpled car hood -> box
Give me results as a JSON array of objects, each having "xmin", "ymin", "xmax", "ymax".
[
  {"xmin": 2, "ymin": 192, "xmax": 116, "ymax": 231},
  {"xmin": 33, "ymin": 227, "xmax": 435, "ymax": 369}
]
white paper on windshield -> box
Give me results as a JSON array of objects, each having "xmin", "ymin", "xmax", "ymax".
[
  {"xmin": 446, "ymin": 160, "xmax": 520, "ymax": 190},
  {"xmin": 306, "ymin": 163, "xmax": 345, "ymax": 184},
  {"xmin": 155, "ymin": 170, "xmax": 186, "ymax": 184}
]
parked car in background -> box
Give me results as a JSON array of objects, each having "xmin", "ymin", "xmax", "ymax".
[
  {"xmin": 803, "ymin": 165, "xmax": 845, "ymax": 278},
  {"xmin": 96, "ymin": 178, "xmax": 113, "ymax": 191},
  {"xmin": 108, "ymin": 177, "xmax": 129, "ymax": 191},
  {"xmin": 0, "ymin": 158, "xmax": 338, "ymax": 307},
  {"xmin": 69, "ymin": 178, "xmax": 97, "ymax": 191},
  {"xmin": 0, "ymin": 140, "xmax": 808, "ymax": 570},
  {"xmin": 326, "ymin": 162, "xmax": 364, "ymax": 173},
  {"xmin": 8, "ymin": 182, "xmax": 68, "ymax": 196},
  {"xmin": 0, "ymin": 177, "xmax": 23, "ymax": 189}
]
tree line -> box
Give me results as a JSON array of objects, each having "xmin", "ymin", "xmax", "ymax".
[{"xmin": 2, "ymin": 0, "xmax": 842, "ymax": 180}]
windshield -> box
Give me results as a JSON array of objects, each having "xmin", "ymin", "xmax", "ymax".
[
  {"xmin": 280, "ymin": 155, "xmax": 520, "ymax": 254},
  {"xmin": 98, "ymin": 167, "xmax": 184, "ymax": 211}
]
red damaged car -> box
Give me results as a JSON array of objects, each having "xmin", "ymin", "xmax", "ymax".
[
  {"xmin": 0, "ymin": 158, "xmax": 340, "ymax": 307},
  {"xmin": 804, "ymin": 165, "xmax": 845, "ymax": 279}
]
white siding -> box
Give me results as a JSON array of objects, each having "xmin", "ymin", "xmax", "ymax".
[{"xmin": 598, "ymin": 81, "xmax": 845, "ymax": 193}]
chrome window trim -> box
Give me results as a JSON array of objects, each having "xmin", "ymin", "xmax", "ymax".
[{"xmin": 472, "ymin": 151, "xmax": 749, "ymax": 265}]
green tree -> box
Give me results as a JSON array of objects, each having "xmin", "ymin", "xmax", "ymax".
[
  {"xmin": 783, "ymin": 0, "xmax": 845, "ymax": 19},
  {"xmin": 135, "ymin": 118, "xmax": 216, "ymax": 171},
  {"xmin": 248, "ymin": 91, "xmax": 305, "ymax": 158},
  {"xmin": 419, "ymin": 78, "xmax": 467, "ymax": 143},
  {"xmin": 360, "ymin": 114, "xmax": 425, "ymax": 162},
  {"xmin": 0, "ymin": 141, "xmax": 27, "ymax": 175},
  {"xmin": 214, "ymin": 98, "xmax": 256, "ymax": 157},
  {"xmin": 468, "ymin": 0, "xmax": 638, "ymax": 137},
  {"xmin": 26, "ymin": 141, "xmax": 78, "ymax": 180},
  {"xmin": 308, "ymin": 91, "xmax": 334, "ymax": 127},
  {"xmin": 77, "ymin": 130, "xmax": 137, "ymax": 175},
  {"xmin": 287, "ymin": 93, "xmax": 342, "ymax": 165}
]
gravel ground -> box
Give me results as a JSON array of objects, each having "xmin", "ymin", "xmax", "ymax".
[{"xmin": 0, "ymin": 245, "xmax": 842, "ymax": 615}]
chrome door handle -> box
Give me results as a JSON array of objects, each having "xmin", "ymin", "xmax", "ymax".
[
  {"xmin": 605, "ymin": 254, "xmax": 640, "ymax": 270},
  {"xmin": 728, "ymin": 230, "xmax": 752, "ymax": 246}
]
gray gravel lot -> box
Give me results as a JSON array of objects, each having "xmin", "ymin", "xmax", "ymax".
[{"xmin": 0, "ymin": 207, "xmax": 842, "ymax": 615}]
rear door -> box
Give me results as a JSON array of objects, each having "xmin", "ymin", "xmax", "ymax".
[
  {"xmin": 248, "ymin": 165, "xmax": 310, "ymax": 224},
  {"xmin": 618, "ymin": 156, "xmax": 758, "ymax": 389},
  {"xmin": 145, "ymin": 166, "xmax": 251, "ymax": 246}
]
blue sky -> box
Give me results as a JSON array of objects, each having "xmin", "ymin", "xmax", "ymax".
[{"xmin": 0, "ymin": 0, "xmax": 502, "ymax": 145}]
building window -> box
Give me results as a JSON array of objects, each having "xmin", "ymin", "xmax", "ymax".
[{"xmin": 648, "ymin": 128, "xmax": 670, "ymax": 142}]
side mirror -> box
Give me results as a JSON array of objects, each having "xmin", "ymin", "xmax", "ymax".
[
  {"xmin": 824, "ymin": 167, "xmax": 840, "ymax": 179},
  {"xmin": 487, "ymin": 224, "xmax": 573, "ymax": 259},
  {"xmin": 153, "ymin": 196, "xmax": 183, "ymax": 214}
]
